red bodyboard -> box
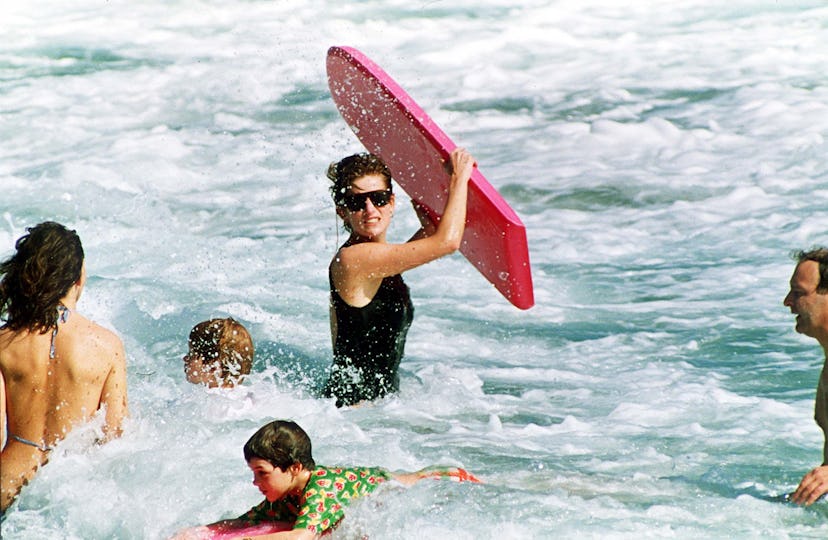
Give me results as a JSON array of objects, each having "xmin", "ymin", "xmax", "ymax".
[{"xmin": 326, "ymin": 46, "xmax": 534, "ymax": 309}]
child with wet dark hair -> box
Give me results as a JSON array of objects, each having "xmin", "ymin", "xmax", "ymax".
[
  {"xmin": 183, "ymin": 318, "xmax": 254, "ymax": 388},
  {"xmin": 170, "ymin": 419, "xmax": 480, "ymax": 539}
]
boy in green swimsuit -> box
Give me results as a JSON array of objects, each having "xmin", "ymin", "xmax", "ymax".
[{"xmin": 169, "ymin": 420, "xmax": 480, "ymax": 539}]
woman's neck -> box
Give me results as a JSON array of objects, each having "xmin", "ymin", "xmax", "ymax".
[{"xmin": 58, "ymin": 284, "xmax": 81, "ymax": 311}]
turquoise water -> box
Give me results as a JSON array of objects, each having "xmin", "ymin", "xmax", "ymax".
[{"xmin": 2, "ymin": 0, "xmax": 828, "ymax": 538}]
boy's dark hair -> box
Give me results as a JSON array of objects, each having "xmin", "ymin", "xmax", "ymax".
[
  {"xmin": 0, "ymin": 221, "xmax": 84, "ymax": 332},
  {"xmin": 243, "ymin": 420, "xmax": 316, "ymax": 471}
]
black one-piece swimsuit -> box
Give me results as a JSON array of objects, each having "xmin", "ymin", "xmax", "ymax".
[{"xmin": 324, "ymin": 272, "xmax": 414, "ymax": 407}]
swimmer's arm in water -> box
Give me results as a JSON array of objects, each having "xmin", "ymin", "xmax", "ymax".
[
  {"xmin": 99, "ymin": 334, "xmax": 129, "ymax": 442},
  {"xmin": 392, "ymin": 466, "xmax": 482, "ymax": 486}
]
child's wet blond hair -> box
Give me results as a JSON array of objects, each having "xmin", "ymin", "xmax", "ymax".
[{"xmin": 187, "ymin": 318, "xmax": 254, "ymax": 385}]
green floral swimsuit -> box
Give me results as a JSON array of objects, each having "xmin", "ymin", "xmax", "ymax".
[{"xmin": 240, "ymin": 466, "xmax": 392, "ymax": 534}]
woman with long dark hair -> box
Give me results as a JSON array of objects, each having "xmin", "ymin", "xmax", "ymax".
[{"xmin": 0, "ymin": 221, "xmax": 129, "ymax": 512}]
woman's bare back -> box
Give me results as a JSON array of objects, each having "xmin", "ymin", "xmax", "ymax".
[{"xmin": 0, "ymin": 310, "xmax": 128, "ymax": 511}]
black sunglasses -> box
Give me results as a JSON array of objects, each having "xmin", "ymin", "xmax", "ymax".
[{"xmin": 342, "ymin": 189, "xmax": 393, "ymax": 212}]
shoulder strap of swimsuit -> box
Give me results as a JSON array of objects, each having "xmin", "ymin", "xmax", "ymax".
[{"xmin": 49, "ymin": 304, "xmax": 71, "ymax": 359}]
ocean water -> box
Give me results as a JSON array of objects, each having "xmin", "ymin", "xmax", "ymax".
[{"xmin": 2, "ymin": 0, "xmax": 828, "ymax": 538}]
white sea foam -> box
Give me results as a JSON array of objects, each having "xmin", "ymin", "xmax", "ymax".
[{"xmin": 2, "ymin": 0, "xmax": 828, "ymax": 538}]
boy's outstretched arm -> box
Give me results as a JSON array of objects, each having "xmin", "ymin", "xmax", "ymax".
[{"xmin": 393, "ymin": 466, "xmax": 482, "ymax": 486}]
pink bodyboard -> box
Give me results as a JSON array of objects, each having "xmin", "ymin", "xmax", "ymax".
[
  {"xmin": 207, "ymin": 521, "xmax": 292, "ymax": 539},
  {"xmin": 326, "ymin": 46, "xmax": 534, "ymax": 310}
]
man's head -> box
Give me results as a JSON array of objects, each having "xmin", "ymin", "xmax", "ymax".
[{"xmin": 784, "ymin": 248, "xmax": 828, "ymax": 346}]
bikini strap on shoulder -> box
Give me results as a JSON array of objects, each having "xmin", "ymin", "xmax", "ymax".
[{"xmin": 49, "ymin": 304, "xmax": 71, "ymax": 359}]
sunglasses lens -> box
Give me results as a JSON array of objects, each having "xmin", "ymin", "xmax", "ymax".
[
  {"xmin": 368, "ymin": 191, "xmax": 391, "ymax": 207},
  {"xmin": 343, "ymin": 190, "xmax": 391, "ymax": 211},
  {"xmin": 343, "ymin": 194, "xmax": 365, "ymax": 211}
]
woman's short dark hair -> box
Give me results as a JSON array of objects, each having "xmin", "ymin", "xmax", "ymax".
[
  {"xmin": 243, "ymin": 420, "xmax": 316, "ymax": 471},
  {"xmin": 0, "ymin": 222, "xmax": 84, "ymax": 332}
]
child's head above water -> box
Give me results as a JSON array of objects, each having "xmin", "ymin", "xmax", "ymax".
[
  {"xmin": 243, "ymin": 420, "xmax": 316, "ymax": 471},
  {"xmin": 184, "ymin": 317, "xmax": 254, "ymax": 388}
]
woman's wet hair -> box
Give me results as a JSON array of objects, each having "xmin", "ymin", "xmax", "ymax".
[
  {"xmin": 327, "ymin": 153, "xmax": 393, "ymax": 232},
  {"xmin": 243, "ymin": 420, "xmax": 316, "ymax": 471},
  {"xmin": 0, "ymin": 221, "xmax": 84, "ymax": 333},
  {"xmin": 188, "ymin": 318, "xmax": 254, "ymax": 382}
]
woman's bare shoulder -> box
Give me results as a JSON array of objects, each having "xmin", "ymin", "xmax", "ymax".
[{"xmin": 73, "ymin": 315, "xmax": 126, "ymax": 359}]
